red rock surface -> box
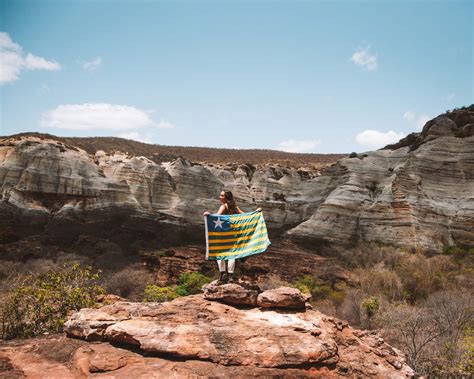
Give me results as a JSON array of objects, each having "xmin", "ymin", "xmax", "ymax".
[
  {"xmin": 0, "ymin": 288, "xmax": 414, "ymax": 378},
  {"xmin": 257, "ymin": 287, "xmax": 311, "ymax": 309},
  {"xmin": 59, "ymin": 292, "xmax": 414, "ymax": 377}
]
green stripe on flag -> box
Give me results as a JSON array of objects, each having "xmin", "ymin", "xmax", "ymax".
[{"xmin": 208, "ymin": 222, "xmax": 266, "ymax": 241}]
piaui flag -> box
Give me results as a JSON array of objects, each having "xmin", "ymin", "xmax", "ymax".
[{"xmin": 204, "ymin": 210, "xmax": 271, "ymax": 260}]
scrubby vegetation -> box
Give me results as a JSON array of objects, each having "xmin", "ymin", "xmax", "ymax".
[
  {"xmin": 104, "ymin": 264, "xmax": 154, "ymax": 301},
  {"xmin": 0, "ymin": 236, "xmax": 471, "ymax": 377},
  {"xmin": 143, "ymin": 285, "xmax": 180, "ymax": 302},
  {"xmin": 4, "ymin": 132, "xmax": 345, "ymax": 168},
  {"xmin": 294, "ymin": 275, "xmax": 346, "ymax": 306},
  {"xmin": 143, "ymin": 272, "xmax": 211, "ymax": 302},
  {"xmin": 292, "ymin": 243, "xmax": 474, "ymax": 376},
  {"xmin": 1, "ymin": 263, "xmax": 104, "ymax": 340}
]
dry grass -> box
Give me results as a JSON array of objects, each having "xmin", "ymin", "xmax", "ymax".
[{"xmin": 102, "ymin": 265, "xmax": 154, "ymax": 301}]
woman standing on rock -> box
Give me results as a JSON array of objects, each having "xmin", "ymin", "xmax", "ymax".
[{"xmin": 203, "ymin": 190, "xmax": 260, "ymax": 284}]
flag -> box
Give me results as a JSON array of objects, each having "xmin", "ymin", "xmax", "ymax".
[{"xmin": 204, "ymin": 210, "xmax": 271, "ymax": 260}]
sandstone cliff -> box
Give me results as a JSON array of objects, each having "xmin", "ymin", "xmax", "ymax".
[
  {"xmin": 286, "ymin": 106, "xmax": 474, "ymax": 251},
  {"xmin": 1, "ymin": 106, "xmax": 473, "ymax": 252}
]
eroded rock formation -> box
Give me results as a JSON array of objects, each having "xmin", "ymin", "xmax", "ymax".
[
  {"xmin": 1, "ymin": 106, "xmax": 473, "ymax": 251},
  {"xmin": 286, "ymin": 108, "xmax": 474, "ymax": 251}
]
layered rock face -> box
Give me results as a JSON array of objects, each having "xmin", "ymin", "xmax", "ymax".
[
  {"xmin": 0, "ymin": 136, "xmax": 323, "ymax": 247},
  {"xmin": 286, "ymin": 108, "xmax": 474, "ymax": 251},
  {"xmin": 1, "ymin": 106, "xmax": 473, "ymax": 251},
  {"xmin": 57, "ymin": 290, "xmax": 413, "ymax": 377}
]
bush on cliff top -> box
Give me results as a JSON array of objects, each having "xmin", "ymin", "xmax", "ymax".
[
  {"xmin": 143, "ymin": 285, "xmax": 179, "ymax": 302},
  {"xmin": 1, "ymin": 263, "xmax": 104, "ymax": 340},
  {"xmin": 143, "ymin": 272, "xmax": 211, "ymax": 302},
  {"xmin": 293, "ymin": 275, "xmax": 346, "ymax": 306},
  {"xmin": 177, "ymin": 272, "xmax": 211, "ymax": 295}
]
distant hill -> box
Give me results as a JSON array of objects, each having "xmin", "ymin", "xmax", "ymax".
[{"xmin": 0, "ymin": 132, "xmax": 345, "ymax": 168}]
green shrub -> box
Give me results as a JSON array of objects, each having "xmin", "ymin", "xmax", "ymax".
[
  {"xmin": 2, "ymin": 263, "xmax": 104, "ymax": 340},
  {"xmin": 142, "ymin": 272, "xmax": 211, "ymax": 302},
  {"xmin": 349, "ymin": 152, "xmax": 358, "ymax": 158},
  {"xmin": 329, "ymin": 288, "xmax": 346, "ymax": 306},
  {"xmin": 443, "ymin": 245, "xmax": 474, "ymax": 264},
  {"xmin": 362, "ymin": 296, "xmax": 380, "ymax": 319},
  {"xmin": 295, "ymin": 283, "xmax": 311, "ymax": 294},
  {"xmin": 177, "ymin": 272, "xmax": 211, "ymax": 295},
  {"xmin": 294, "ymin": 275, "xmax": 321, "ymax": 296},
  {"xmin": 143, "ymin": 285, "xmax": 179, "ymax": 302},
  {"xmin": 294, "ymin": 275, "xmax": 345, "ymax": 304},
  {"xmin": 174, "ymin": 284, "xmax": 189, "ymax": 297}
]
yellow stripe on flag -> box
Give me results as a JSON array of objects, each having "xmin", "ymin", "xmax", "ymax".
[
  {"xmin": 231, "ymin": 218, "xmax": 261, "ymax": 229},
  {"xmin": 208, "ymin": 235, "xmax": 270, "ymax": 251},
  {"xmin": 208, "ymin": 229, "xmax": 268, "ymax": 244},
  {"xmin": 208, "ymin": 241, "xmax": 270, "ymax": 257}
]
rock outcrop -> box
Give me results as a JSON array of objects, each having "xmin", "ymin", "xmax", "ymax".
[
  {"xmin": 202, "ymin": 282, "xmax": 312, "ymax": 309},
  {"xmin": 257, "ymin": 286, "xmax": 312, "ymax": 309},
  {"xmin": 286, "ymin": 108, "xmax": 474, "ymax": 251},
  {"xmin": 0, "ymin": 331, "xmax": 412, "ymax": 378},
  {"xmin": 1, "ymin": 106, "xmax": 473, "ymax": 251},
  {"xmin": 56, "ymin": 288, "xmax": 414, "ymax": 377},
  {"xmin": 203, "ymin": 281, "xmax": 262, "ymax": 306}
]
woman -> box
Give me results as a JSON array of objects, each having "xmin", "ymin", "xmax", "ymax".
[{"xmin": 204, "ymin": 190, "xmax": 261, "ymax": 284}]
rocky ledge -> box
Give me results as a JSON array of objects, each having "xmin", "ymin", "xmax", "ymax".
[
  {"xmin": 26, "ymin": 284, "xmax": 417, "ymax": 378},
  {"xmin": 202, "ymin": 281, "xmax": 312, "ymax": 309}
]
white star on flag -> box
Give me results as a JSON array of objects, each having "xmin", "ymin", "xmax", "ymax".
[{"xmin": 213, "ymin": 217, "xmax": 224, "ymax": 229}]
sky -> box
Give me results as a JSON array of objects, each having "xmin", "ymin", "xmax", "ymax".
[{"xmin": 0, "ymin": 0, "xmax": 472, "ymax": 153}]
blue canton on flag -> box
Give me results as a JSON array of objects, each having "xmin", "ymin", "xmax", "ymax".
[{"xmin": 204, "ymin": 210, "xmax": 271, "ymax": 260}]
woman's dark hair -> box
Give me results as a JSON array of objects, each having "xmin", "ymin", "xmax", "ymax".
[{"xmin": 223, "ymin": 190, "xmax": 238, "ymax": 214}]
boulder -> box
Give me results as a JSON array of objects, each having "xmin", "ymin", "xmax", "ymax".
[
  {"xmin": 202, "ymin": 281, "xmax": 260, "ymax": 306},
  {"xmin": 257, "ymin": 286, "xmax": 311, "ymax": 309}
]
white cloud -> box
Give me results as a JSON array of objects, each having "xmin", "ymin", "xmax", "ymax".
[
  {"xmin": 23, "ymin": 53, "xmax": 61, "ymax": 70},
  {"xmin": 277, "ymin": 139, "xmax": 322, "ymax": 153},
  {"xmin": 81, "ymin": 56, "xmax": 102, "ymax": 71},
  {"xmin": 0, "ymin": 50, "xmax": 23, "ymax": 83},
  {"xmin": 0, "ymin": 32, "xmax": 61, "ymax": 84},
  {"xmin": 403, "ymin": 111, "xmax": 415, "ymax": 122},
  {"xmin": 350, "ymin": 47, "xmax": 378, "ymax": 71},
  {"xmin": 356, "ymin": 130, "xmax": 405, "ymax": 148},
  {"xmin": 416, "ymin": 115, "xmax": 431, "ymax": 130},
  {"xmin": 40, "ymin": 103, "xmax": 156, "ymax": 131},
  {"xmin": 156, "ymin": 119, "xmax": 174, "ymax": 128},
  {"xmin": 447, "ymin": 93, "xmax": 455, "ymax": 102},
  {"xmin": 0, "ymin": 32, "xmax": 21, "ymax": 51},
  {"xmin": 118, "ymin": 132, "xmax": 152, "ymax": 143}
]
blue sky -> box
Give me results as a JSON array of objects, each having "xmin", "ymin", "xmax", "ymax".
[{"xmin": 1, "ymin": 0, "xmax": 472, "ymax": 153}]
